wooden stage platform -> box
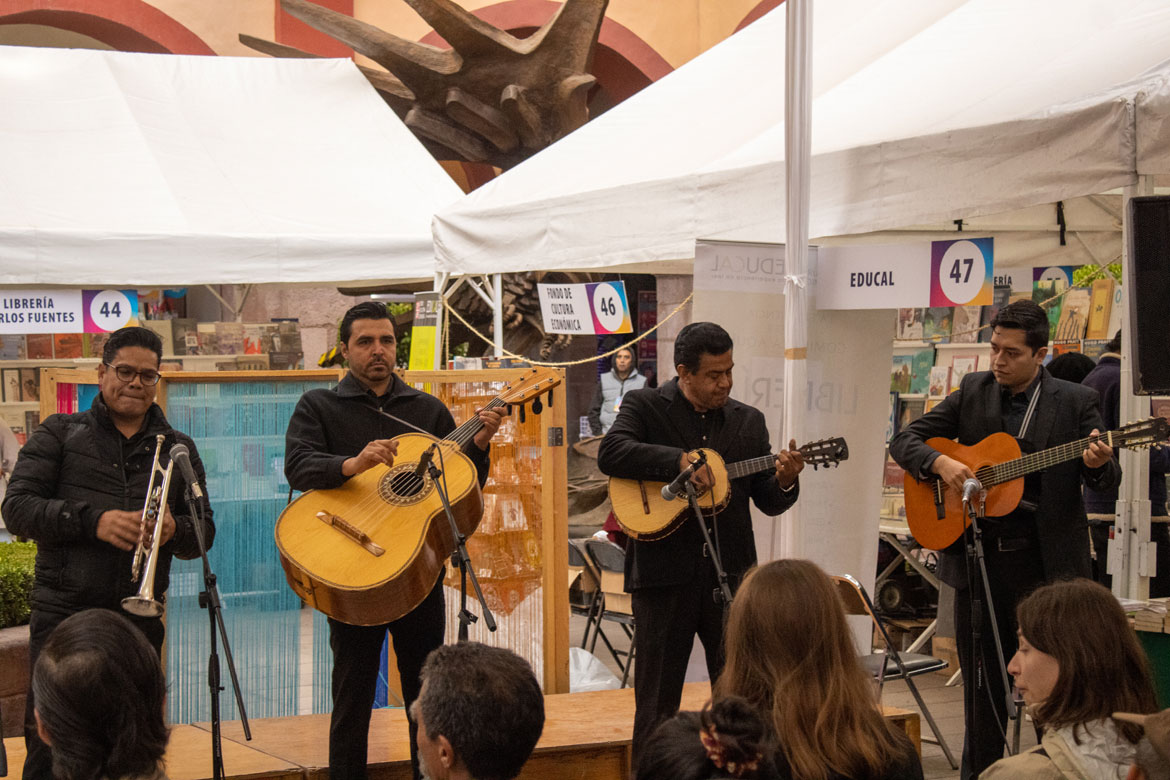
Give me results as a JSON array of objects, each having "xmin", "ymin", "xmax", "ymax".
[{"xmin": 2, "ymin": 683, "xmax": 919, "ymax": 780}]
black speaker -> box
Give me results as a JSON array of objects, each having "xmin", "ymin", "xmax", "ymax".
[{"xmin": 1125, "ymin": 196, "xmax": 1170, "ymax": 395}]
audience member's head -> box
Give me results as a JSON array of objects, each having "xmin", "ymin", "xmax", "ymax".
[
  {"xmin": 636, "ymin": 696, "xmax": 781, "ymax": 780},
  {"xmin": 1106, "ymin": 328, "xmax": 1123, "ymax": 355},
  {"xmin": 1114, "ymin": 710, "xmax": 1170, "ymax": 780},
  {"xmin": 1047, "ymin": 352, "xmax": 1097, "ymax": 383},
  {"xmin": 1011, "ymin": 578, "xmax": 1156, "ymax": 743},
  {"xmin": 32, "ymin": 609, "xmax": 169, "ymax": 780},
  {"xmin": 716, "ymin": 559, "xmax": 917, "ymax": 780},
  {"xmin": 412, "ymin": 642, "xmax": 544, "ymax": 780}
]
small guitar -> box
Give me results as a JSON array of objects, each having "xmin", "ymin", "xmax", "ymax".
[
  {"xmin": 609, "ymin": 437, "xmax": 849, "ymax": 541},
  {"xmin": 275, "ymin": 367, "xmax": 561, "ymax": 626},
  {"xmin": 904, "ymin": 417, "xmax": 1170, "ymax": 551}
]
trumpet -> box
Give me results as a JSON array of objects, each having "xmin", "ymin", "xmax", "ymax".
[{"xmin": 122, "ymin": 434, "xmax": 175, "ymax": 619}]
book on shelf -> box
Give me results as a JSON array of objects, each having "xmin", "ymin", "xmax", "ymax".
[
  {"xmin": 143, "ymin": 320, "xmax": 175, "ymax": 356},
  {"xmin": 1151, "ymin": 398, "xmax": 1170, "ymax": 423},
  {"xmin": 882, "ymin": 451, "xmax": 905, "ymax": 488},
  {"xmin": 172, "ymin": 319, "xmax": 199, "ymax": 356},
  {"xmin": 1054, "ymin": 287, "xmax": 1090, "ymax": 341},
  {"xmin": 1050, "ymin": 340, "xmax": 1081, "ymax": 357},
  {"xmin": 1033, "ymin": 279, "xmax": 1066, "ymax": 341},
  {"xmin": 25, "ymin": 332, "xmax": 53, "ymax": 359},
  {"xmin": 269, "ymin": 352, "xmax": 303, "ymax": 371},
  {"xmin": 242, "ymin": 324, "xmax": 265, "ymax": 355},
  {"xmin": 84, "ymin": 331, "xmax": 110, "ymax": 359},
  {"xmin": 1082, "ymin": 339, "xmax": 1111, "ymax": 361},
  {"xmin": 896, "ymin": 396, "xmax": 926, "ymax": 434},
  {"xmin": 950, "ymin": 305, "xmax": 982, "ymax": 344},
  {"xmin": 896, "ymin": 308, "xmax": 924, "ymax": 340},
  {"xmin": 979, "ymin": 285, "xmax": 1012, "ymax": 343},
  {"xmin": 215, "ymin": 322, "xmax": 244, "ymax": 356},
  {"xmin": 195, "ymin": 323, "xmax": 218, "ymax": 356},
  {"xmin": 53, "ymin": 333, "xmax": 83, "ymax": 359},
  {"xmin": 950, "ymin": 356, "xmax": 978, "ymax": 393},
  {"xmin": 928, "ymin": 366, "xmax": 952, "ymax": 398},
  {"xmin": 2, "ymin": 368, "xmax": 21, "ymax": 402},
  {"xmin": 19, "ymin": 368, "xmax": 39, "ymax": 402},
  {"xmin": 886, "ymin": 391, "xmax": 898, "ymax": 443},
  {"xmin": 0, "ymin": 334, "xmax": 25, "ymax": 360},
  {"xmin": 1105, "ymin": 283, "xmax": 1124, "ymax": 343},
  {"xmin": 1086, "ymin": 277, "xmax": 1116, "ymax": 340},
  {"xmin": 922, "ymin": 307, "xmax": 952, "ymax": 343},
  {"xmin": 909, "ymin": 348, "xmax": 934, "ymax": 395},
  {"xmin": 890, "ymin": 355, "xmax": 913, "ymax": 394},
  {"xmin": 24, "ymin": 409, "xmax": 40, "ymax": 435},
  {"xmin": 273, "ymin": 320, "xmax": 303, "ymax": 353}
]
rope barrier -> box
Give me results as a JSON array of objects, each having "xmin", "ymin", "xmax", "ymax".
[{"xmin": 443, "ymin": 292, "xmax": 695, "ymax": 367}]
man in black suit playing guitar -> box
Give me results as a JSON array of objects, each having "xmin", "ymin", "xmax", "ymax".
[
  {"xmin": 284, "ymin": 301, "xmax": 503, "ymax": 780},
  {"xmin": 890, "ymin": 299, "xmax": 1119, "ymax": 779},
  {"xmin": 597, "ymin": 321, "xmax": 804, "ymax": 766}
]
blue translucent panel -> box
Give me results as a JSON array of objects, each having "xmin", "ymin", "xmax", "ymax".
[{"xmin": 164, "ymin": 379, "xmax": 336, "ymax": 724}]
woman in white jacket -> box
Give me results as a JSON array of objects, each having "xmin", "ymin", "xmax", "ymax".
[{"xmin": 982, "ymin": 578, "xmax": 1158, "ymax": 780}]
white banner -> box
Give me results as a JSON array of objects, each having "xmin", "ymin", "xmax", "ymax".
[
  {"xmin": 0, "ymin": 289, "xmax": 82, "ymax": 333},
  {"xmin": 694, "ymin": 240, "xmax": 787, "ymax": 295},
  {"xmin": 815, "ymin": 244, "xmax": 931, "ymax": 309}
]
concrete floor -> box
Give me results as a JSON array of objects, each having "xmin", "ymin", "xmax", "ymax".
[{"xmin": 569, "ymin": 611, "xmax": 1038, "ymax": 780}]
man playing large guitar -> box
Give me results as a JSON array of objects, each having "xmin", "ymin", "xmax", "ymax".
[
  {"xmin": 284, "ymin": 302, "xmax": 503, "ymax": 780},
  {"xmin": 889, "ymin": 300, "xmax": 1119, "ymax": 780},
  {"xmin": 597, "ymin": 321, "xmax": 804, "ymax": 766}
]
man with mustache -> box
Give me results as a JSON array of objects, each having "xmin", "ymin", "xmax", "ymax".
[{"xmin": 284, "ymin": 301, "xmax": 503, "ymax": 780}]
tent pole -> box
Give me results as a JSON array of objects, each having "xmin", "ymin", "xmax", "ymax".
[
  {"xmin": 433, "ymin": 272, "xmax": 449, "ymax": 370},
  {"xmin": 492, "ymin": 273, "xmax": 504, "ymax": 357}
]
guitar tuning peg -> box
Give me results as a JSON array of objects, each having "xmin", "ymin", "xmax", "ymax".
[
  {"xmin": 546, "ymin": 389, "xmax": 554, "ymax": 408},
  {"xmin": 519, "ymin": 405, "xmax": 527, "ymax": 424},
  {"xmin": 506, "ymin": 404, "xmax": 513, "ymax": 416},
  {"xmin": 532, "ymin": 397, "xmax": 543, "ymax": 415}
]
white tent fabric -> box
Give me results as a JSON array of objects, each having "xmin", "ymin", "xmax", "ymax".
[
  {"xmin": 0, "ymin": 46, "xmax": 463, "ymax": 285},
  {"xmin": 433, "ymin": 0, "xmax": 1170, "ymax": 275}
]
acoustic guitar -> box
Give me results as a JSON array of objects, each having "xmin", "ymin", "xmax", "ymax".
[
  {"xmin": 609, "ymin": 437, "xmax": 849, "ymax": 541},
  {"xmin": 903, "ymin": 417, "xmax": 1170, "ymax": 551},
  {"xmin": 275, "ymin": 367, "xmax": 561, "ymax": 626}
]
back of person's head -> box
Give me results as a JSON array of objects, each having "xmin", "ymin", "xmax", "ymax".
[
  {"xmin": 32, "ymin": 609, "xmax": 168, "ymax": 780},
  {"xmin": 635, "ymin": 697, "xmax": 780, "ymax": 780},
  {"xmin": 1106, "ymin": 328, "xmax": 1123, "ymax": 355},
  {"xmin": 415, "ymin": 641, "xmax": 544, "ymax": 780},
  {"xmin": 338, "ymin": 300, "xmax": 393, "ymax": 345},
  {"xmin": 102, "ymin": 326, "xmax": 163, "ymax": 366},
  {"xmin": 674, "ymin": 322, "xmax": 733, "ymax": 374},
  {"xmin": 1113, "ymin": 710, "xmax": 1170, "ymax": 780},
  {"xmin": 716, "ymin": 559, "xmax": 909, "ymax": 780},
  {"xmin": 990, "ymin": 299, "xmax": 1050, "ymax": 352},
  {"xmin": 1047, "ymin": 352, "xmax": 1096, "ymax": 383},
  {"xmin": 1017, "ymin": 578, "xmax": 1156, "ymax": 740}
]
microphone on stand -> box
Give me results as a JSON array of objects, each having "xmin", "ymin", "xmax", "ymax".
[
  {"xmin": 414, "ymin": 443, "xmax": 438, "ymax": 478},
  {"xmin": 961, "ymin": 477, "xmax": 983, "ymax": 504},
  {"xmin": 169, "ymin": 444, "xmax": 204, "ymax": 500},
  {"xmin": 662, "ymin": 454, "xmax": 707, "ymax": 501}
]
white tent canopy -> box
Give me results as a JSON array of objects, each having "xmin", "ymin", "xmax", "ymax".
[
  {"xmin": 433, "ymin": 0, "xmax": 1170, "ymax": 275},
  {"xmin": 0, "ymin": 46, "xmax": 462, "ymax": 286}
]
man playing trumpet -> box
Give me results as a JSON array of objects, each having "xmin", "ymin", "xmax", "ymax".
[{"xmin": 2, "ymin": 325, "xmax": 214, "ymax": 780}]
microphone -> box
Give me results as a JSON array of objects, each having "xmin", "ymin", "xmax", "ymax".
[
  {"xmin": 414, "ymin": 443, "xmax": 438, "ymax": 478},
  {"xmin": 662, "ymin": 454, "xmax": 706, "ymax": 501},
  {"xmin": 961, "ymin": 477, "xmax": 983, "ymax": 504},
  {"xmin": 169, "ymin": 444, "xmax": 204, "ymax": 500}
]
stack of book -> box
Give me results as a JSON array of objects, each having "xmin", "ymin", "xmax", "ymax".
[{"xmin": 1128, "ymin": 598, "xmax": 1169, "ymax": 633}]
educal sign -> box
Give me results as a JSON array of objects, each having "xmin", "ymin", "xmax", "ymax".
[{"xmin": 0, "ymin": 289, "xmax": 139, "ymax": 334}]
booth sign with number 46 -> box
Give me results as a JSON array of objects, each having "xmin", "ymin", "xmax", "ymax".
[{"xmin": 537, "ymin": 281, "xmax": 632, "ymax": 335}]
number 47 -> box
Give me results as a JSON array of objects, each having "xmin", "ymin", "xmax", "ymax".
[{"xmin": 949, "ymin": 257, "xmax": 974, "ymax": 284}]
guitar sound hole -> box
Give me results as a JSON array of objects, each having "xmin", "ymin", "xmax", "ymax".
[{"xmin": 378, "ymin": 465, "xmax": 432, "ymax": 506}]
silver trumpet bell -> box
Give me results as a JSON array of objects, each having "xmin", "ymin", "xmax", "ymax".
[{"xmin": 122, "ymin": 434, "xmax": 175, "ymax": 619}]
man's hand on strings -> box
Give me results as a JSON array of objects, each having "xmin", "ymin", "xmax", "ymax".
[
  {"xmin": 931, "ymin": 454, "xmax": 976, "ymax": 496},
  {"xmin": 473, "ymin": 407, "xmax": 505, "ymax": 450},
  {"xmin": 774, "ymin": 439, "xmax": 805, "ymax": 488},
  {"xmin": 343, "ymin": 439, "xmax": 399, "ymax": 476},
  {"xmin": 679, "ymin": 451, "xmax": 715, "ymax": 496},
  {"xmin": 1083, "ymin": 429, "xmax": 1113, "ymax": 469}
]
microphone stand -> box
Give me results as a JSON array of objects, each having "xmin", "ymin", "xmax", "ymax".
[
  {"xmin": 684, "ymin": 480, "xmax": 733, "ymax": 607},
  {"xmin": 426, "ymin": 455, "xmax": 496, "ymax": 641},
  {"xmin": 962, "ymin": 482, "xmax": 1016, "ymax": 760},
  {"xmin": 184, "ymin": 489, "xmax": 251, "ymax": 780}
]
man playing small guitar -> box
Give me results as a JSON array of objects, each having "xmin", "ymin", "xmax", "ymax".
[
  {"xmin": 889, "ymin": 300, "xmax": 1119, "ymax": 780},
  {"xmin": 284, "ymin": 302, "xmax": 504, "ymax": 780},
  {"xmin": 597, "ymin": 322, "xmax": 804, "ymax": 765}
]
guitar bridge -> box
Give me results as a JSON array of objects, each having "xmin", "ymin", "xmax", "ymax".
[
  {"xmin": 316, "ymin": 511, "xmax": 385, "ymax": 557},
  {"xmin": 932, "ymin": 480, "xmax": 946, "ymax": 521}
]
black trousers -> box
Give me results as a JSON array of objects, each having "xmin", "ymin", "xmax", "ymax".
[
  {"xmin": 23, "ymin": 607, "xmax": 164, "ymax": 780},
  {"xmin": 630, "ymin": 559, "xmax": 732, "ymax": 771},
  {"xmin": 328, "ymin": 575, "xmax": 445, "ymax": 780},
  {"xmin": 953, "ymin": 542, "xmax": 1044, "ymax": 780},
  {"xmin": 1091, "ymin": 519, "xmax": 1170, "ymax": 597}
]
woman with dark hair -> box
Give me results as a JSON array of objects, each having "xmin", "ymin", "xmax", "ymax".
[
  {"xmin": 715, "ymin": 559, "xmax": 922, "ymax": 780},
  {"xmin": 32, "ymin": 609, "xmax": 169, "ymax": 780},
  {"xmin": 982, "ymin": 578, "xmax": 1157, "ymax": 779},
  {"xmin": 636, "ymin": 696, "xmax": 783, "ymax": 780}
]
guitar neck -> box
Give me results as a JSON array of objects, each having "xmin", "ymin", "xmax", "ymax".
[
  {"xmin": 726, "ymin": 455, "xmax": 778, "ymax": 480},
  {"xmin": 978, "ymin": 429, "xmax": 1115, "ymax": 488},
  {"xmin": 445, "ymin": 396, "xmax": 508, "ymax": 448}
]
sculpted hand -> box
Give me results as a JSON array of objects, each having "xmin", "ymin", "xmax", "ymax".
[
  {"xmin": 774, "ymin": 439, "xmax": 805, "ymax": 488},
  {"xmin": 96, "ymin": 509, "xmax": 144, "ymax": 552},
  {"xmin": 473, "ymin": 407, "xmax": 505, "ymax": 450},
  {"xmin": 931, "ymin": 454, "xmax": 976, "ymax": 496},
  {"xmin": 1083, "ymin": 429, "xmax": 1113, "ymax": 469},
  {"xmin": 343, "ymin": 439, "xmax": 399, "ymax": 477}
]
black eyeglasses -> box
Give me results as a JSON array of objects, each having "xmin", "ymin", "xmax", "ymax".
[{"xmin": 104, "ymin": 363, "xmax": 161, "ymax": 386}]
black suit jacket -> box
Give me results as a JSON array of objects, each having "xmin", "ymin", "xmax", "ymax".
[
  {"xmin": 597, "ymin": 379, "xmax": 798, "ymax": 591},
  {"xmin": 889, "ymin": 368, "xmax": 1121, "ymax": 588}
]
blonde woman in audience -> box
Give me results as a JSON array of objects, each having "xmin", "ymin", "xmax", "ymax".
[
  {"xmin": 715, "ymin": 559, "xmax": 923, "ymax": 780},
  {"xmin": 982, "ymin": 578, "xmax": 1157, "ymax": 780}
]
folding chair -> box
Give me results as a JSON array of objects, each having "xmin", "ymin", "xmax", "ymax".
[
  {"xmin": 568, "ymin": 539, "xmax": 612, "ymax": 652},
  {"xmin": 832, "ymin": 573, "xmax": 958, "ymax": 770},
  {"xmin": 584, "ymin": 538, "xmax": 637, "ymax": 688}
]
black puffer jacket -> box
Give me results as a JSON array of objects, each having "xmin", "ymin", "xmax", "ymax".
[{"xmin": 2, "ymin": 395, "xmax": 214, "ymax": 616}]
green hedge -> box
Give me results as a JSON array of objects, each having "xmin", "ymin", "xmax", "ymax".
[{"xmin": 0, "ymin": 540, "xmax": 36, "ymax": 629}]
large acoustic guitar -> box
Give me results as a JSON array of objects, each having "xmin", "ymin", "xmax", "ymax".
[
  {"xmin": 904, "ymin": 417, "xmax": 1170, "ymax": 551},
  {"xmin": 275, "ymin": 367, "xmax": 561, "ymax": 626},
  {"xmin": 609, "ymin": 437, "xmax": 849, "ymax": 541}
]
